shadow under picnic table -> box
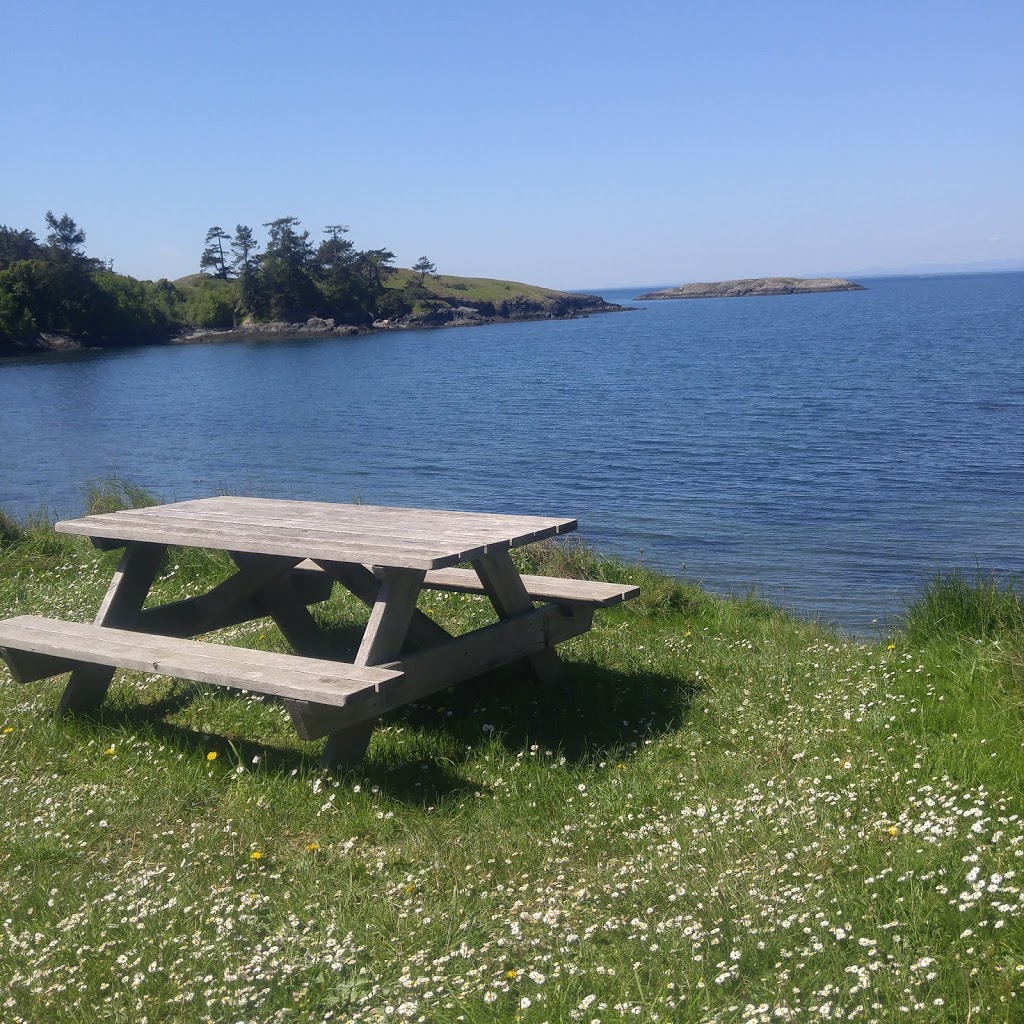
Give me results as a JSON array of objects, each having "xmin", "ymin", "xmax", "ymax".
[
  {"xmin": 53, "ymin": 659, "xmax": 695, "ymax": 805},
  {"xmin": 390, "ymin": 661, "xmax": 701, "ymax": 768}
]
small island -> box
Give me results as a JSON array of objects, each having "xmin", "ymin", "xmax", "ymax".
[{"xmin": 635, "ymin": 277, "xmax": 865, "ymax": 300}]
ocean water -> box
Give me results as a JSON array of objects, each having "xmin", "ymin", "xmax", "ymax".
[{"xmin": 1, "ymin": 272, "xmax": 1021, "ymax": 635}]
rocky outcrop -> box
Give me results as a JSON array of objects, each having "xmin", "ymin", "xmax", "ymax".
[
  {"xmin": 176, "ymin": 318, "xmax": 366, "ymax": 345},
  {"xmin": 376, "ymin": 293, "xmax": 628, "ymax": 331},
  {"xmin": 636, "ymin": 277, "xmax": 865, "ymax": 300},
  {"xmin": 2, "ymin": 298, "xmax": 629, "ymax": 357}
]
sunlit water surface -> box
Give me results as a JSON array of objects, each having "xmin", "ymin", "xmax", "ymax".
[{"xmin": 2, "ymin": 272, "xmax": 1021, "ymax": 635}]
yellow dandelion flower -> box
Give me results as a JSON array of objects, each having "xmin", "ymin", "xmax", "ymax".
[
  {"xmin": 404, "ymin": 883, "xmax": 418, "ymax": 895},
  {"xmin": 887, "ymin": 825, "xmax": 899, "ymax": 836},
  {"xmin": 505, "ymin": 969, "xmax": 518, "ymax": 980},
  {"xmin": 306, "ymin": 842, "xmax": 320, "ymax": 852},
  {"xmin": 887, "ymin": 643, "xmax": 896, "ymax": 651},
  {"xmin": 104, "ymin": 746, "xmax": 115, "ymax": 755},
  {"xmin": 207, "ymin": 751, "xmax": 217, "ymax": 761},
  {"xmin": 2, "ymin": 727, "xmax": 13, "ymax": 734},
  {"xmin": 249, "ymin": 850, "xmax": 264, "ymax": 860}
]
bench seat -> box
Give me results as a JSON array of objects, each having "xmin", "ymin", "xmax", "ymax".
[
  {"xmin": 0, "ymin": 615, "xmax": 401, "ymax": 709},
  {"xmin": 419, "ymin": 567, "xmax": 639, "ymax": 607},
  {"xmin": 291, "ymin": 561, "xmax": 639, "ymax": 608}
]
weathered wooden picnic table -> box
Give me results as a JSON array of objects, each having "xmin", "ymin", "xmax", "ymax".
[{"xmin": 0, "ymin": 497, "xmax": 638, "ymax": 766}]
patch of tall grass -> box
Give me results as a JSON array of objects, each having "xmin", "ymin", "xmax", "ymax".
[
  {"xmin": 903, "ymin": 568, "xmax": 1024, "ymax": 644},
  {"xmin": 82, "ymin": 476, "xmax": 159, "ymax": 515}
]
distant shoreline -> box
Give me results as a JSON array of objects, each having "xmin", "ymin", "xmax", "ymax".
[{"xmin": 635, "ymin": 277, "xmax": 865, "ymax": 300}]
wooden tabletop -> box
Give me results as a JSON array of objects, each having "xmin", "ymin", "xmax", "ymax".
[{"xmin": 55, "ymin": 496, "xmax": 578, "ymax": 570}]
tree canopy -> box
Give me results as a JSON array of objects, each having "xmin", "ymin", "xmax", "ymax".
[
  {"xmin": 203, "ymin": 217, "xmax": 402, "ymax": 326},
  {"xmin": 413, "ymin": 256, "xmax": 437, "ymax": 285},
  {"xmin": 0, "ymin": 209, "xmax": 440, "ymax": 353}
]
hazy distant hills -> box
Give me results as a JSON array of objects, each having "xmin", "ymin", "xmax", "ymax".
[{"xmin": 824, "ymin": 257, "xmax": 1024, "ymax": 278}]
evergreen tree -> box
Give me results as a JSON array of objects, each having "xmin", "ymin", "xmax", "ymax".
[
  {"xmin": 0, "ymin": 226, "xmax": 44, "ymax": 271},
  {"xmin": 356, "ymin": 248, "xmax": 397, "ymax": 291},
  {"xmin": 199, "ymin": 226, "xmax": 232, "ymax": 279},
  {"xmin": 44, "ymin": 211, "xmax": 87, "ymax": 265},
  {"xmin": 315, "ymin": 224, "xmax": 360, "ymax": 319},
  {"xmin": 259, "ymin": 216, "xmax": 317, "ymax": 320},
  {"xmin": 412, "ymin": 255, "xmax": 437, "ymax": 285},
  {"xmin": 230, "ymin": 225, "xmax": 260, "ymax": 314}
]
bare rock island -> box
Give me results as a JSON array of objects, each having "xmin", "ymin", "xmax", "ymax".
[{"xmin": 635, "ymin": 277, "xmax": 865, "ymax": 300}]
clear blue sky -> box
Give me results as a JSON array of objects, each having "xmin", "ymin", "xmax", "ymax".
[{"xmin": 3, "ymin": 0, "xmax": 1021, "ymax": 289}]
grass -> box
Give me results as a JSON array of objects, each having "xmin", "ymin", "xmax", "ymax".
[
  {"xmin": 385, "ymin": 271, "xmax": 574, "ymax": 304},
  {"xmin": 2, "ymin": 491, "xmax": 1024, "ymax": 1022}
]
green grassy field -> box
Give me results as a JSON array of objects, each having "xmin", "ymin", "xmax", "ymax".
[
  {"xmin": 1, "ymin": 486, "xmax": 1023, "ymax": 1022},
  {"xmin": 385, "ymin": 271, "xmax": 573, "ymax": 304}
]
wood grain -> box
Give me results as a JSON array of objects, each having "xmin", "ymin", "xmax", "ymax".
[
  {"xmin": 0, "ymin": 615, "xmax": 401, "ymax": 706},
  {"xmin": 55, "ymin": 498, "xmax": 577, "ymax": 570}
]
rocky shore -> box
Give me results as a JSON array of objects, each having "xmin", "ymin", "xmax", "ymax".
[
  {"xmin": 2, "ymin": 293, "xmax": 627, "ymax": 357},
  {"xmin": 636, "ymin": 277, "xmax": 864, "ymax": 300},
  {"xmin": 375, "ymin": 292, "xmax": 627, "ymax": 330}
]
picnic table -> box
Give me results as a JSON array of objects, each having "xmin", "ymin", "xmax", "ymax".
[{"xmin": 0, "ymin": 497, "xmax": 638, "ymax": 767}]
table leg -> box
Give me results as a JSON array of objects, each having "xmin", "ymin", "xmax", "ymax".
[
  {"xmin": 320, "ymin": 568, "xmax": 425, "ymax": 770},
  {"xmin": 229, "ymin": 553, "xmax": 323, "ymax": 650},
  {"xmin": 471, "ymin": 550, "xmax": 565, "ymax": 686},
  {"xmin": 318, "ymin": 561, "xmax": 453, "ymax": 649},
  {"xmin": 59, "ymin": 542, "xmax": 167, "ymax": 714},
  {"xmin": 232, "ymin": 554, "xmax": 353, "ymax": 747}
]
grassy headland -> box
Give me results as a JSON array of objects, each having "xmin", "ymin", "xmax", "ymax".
[
  {"xmin": 1, "ymin": 486, "xmax": 1023, "ymax": 1021},
  {"xmin": 385, "ymin": 270, "xmax": 570, "ymax": 305},
  {"xmin": 1, "ymin": 215, "xmax": 623, "ymax": 356}
]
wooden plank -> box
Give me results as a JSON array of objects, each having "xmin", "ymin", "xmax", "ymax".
[
  {"xmin": 319, "ymin": 560, "xmax": 453, "ymax": 650},
  {"xmin": 286, "ymin": 696, "xmax": 370, "ymax": 745},
  {"xmin": 59, "ymin": 542, "xmax": 166, "ymax": 714},
  {"xmin": 142, "ymin": 496, "xmax": 577, "ymax": 537},
  {"xmin": 0, "ymin": 646, "xmax": 75, "ymax": 684},
  {"xmin": 230, "ymin": 553, "xmax": 323, "ymax": 652},
  {"xmin": 133, "ymin": 554, "xmax": 301, "ymax": 638},
  {"xmin": 145, "ymin": 502, "xmax": 576, "ymax": 547},
  {"xmin": 139, "ymin": 594, "xmax": 267, "ymax": 637},
  {"xmin": 229, "ymin": 552, "xmax": 349, "ymax": 740},
  {"xmin": 473, "ymin": 550, "xmax": 565, "ymax": 686},
  {"xmin": 317, "ymin": 568, "xmax": 425, "ymax": 769},
  {"xmin": 291, "ymin": 562, "xmax": 639, "ymax": 608},
  {"xmin": 136, "ymin": 559, "xmax": 333, "ymax": 638},
  {"xmin": 55, "ymin": 499, "xmax": 578, "ymax": 569},
  {"xmin": 95, "ymin": 542, "xmax": 168, "ymax": 628},
  {"xmin": 314, "ymin": 717, "xmax": 375, "ymax": 766},
  {"xmin": 355, "ymin": 569, "xmax": 425, "ymax": 666},
  {"xmin": 55, "ymin": 517, "xmax": 487, "ymax": 570},
  {"xmin": 418, "ymin": 567, "xmax": 639, "ymax": 607},
  {"xmin": 295, "ymin": 603, "xmax": 594, "ymax": 738},
  {"xmin": 0, "ymin": 616, "xmax": 400, "ymax": 705}
]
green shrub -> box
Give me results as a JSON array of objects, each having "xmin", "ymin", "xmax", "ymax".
[
  {"xmin": 374, "ymin": 289, "xmax": 412, "ymax": 320},
  {"xmin": 184, "ymin": 279, "xmax": 236, "ymax": 329}
]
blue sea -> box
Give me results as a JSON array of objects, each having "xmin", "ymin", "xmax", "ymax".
[{"xmin": 1, "ymin": 272, "xmax": 1021, "ymax": 635}]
